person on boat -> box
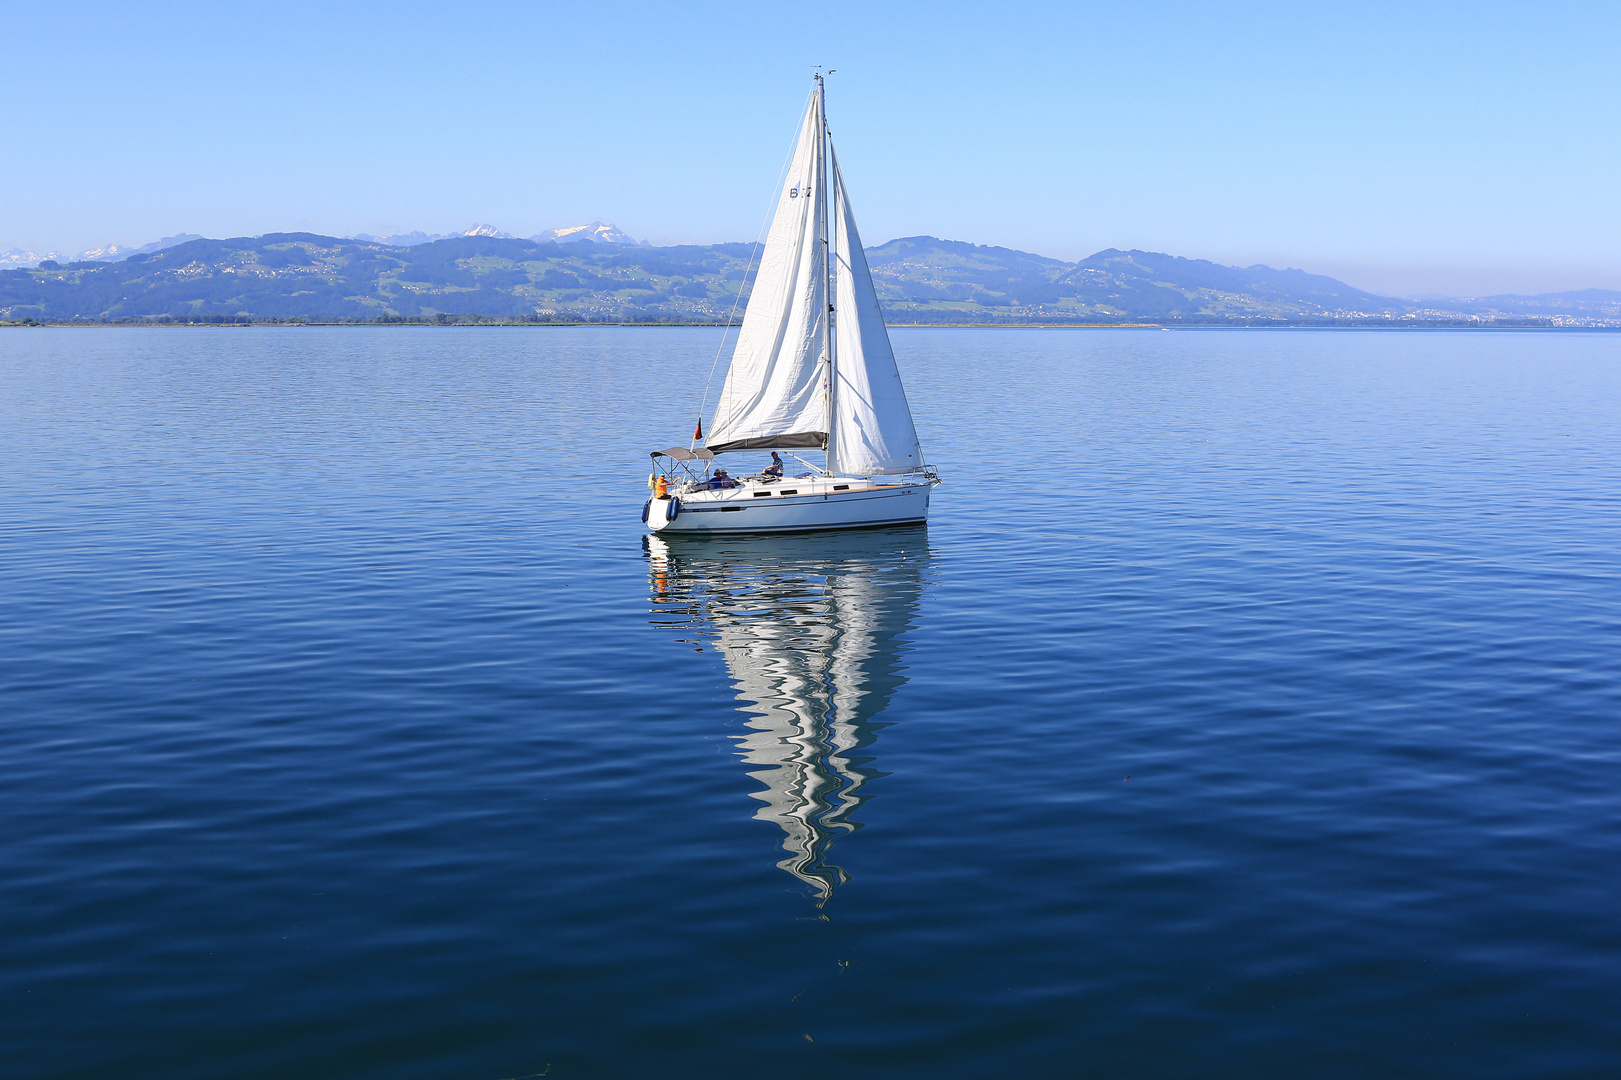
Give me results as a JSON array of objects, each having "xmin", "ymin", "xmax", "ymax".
[
  {"xmin": 707, "ymin": 469, "xmax": 738, "ymax": 490},
  {"xmin": 762, "ymin": 452, "xmax": 784, "ymax": 479}
]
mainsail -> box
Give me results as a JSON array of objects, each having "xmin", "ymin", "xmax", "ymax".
[
  {"xmin": 705, "ymin": 92, "xmax": 829, "ymax": 452},
  {"xmin": 827, "ymin": 146, "xmax": 923, "ymax": 475},
  {"xmin": 706, "ymin": 80, "xmax": 925, "ymax": 475}
]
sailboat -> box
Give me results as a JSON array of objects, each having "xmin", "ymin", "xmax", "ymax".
[{"xmin": 645, "ymin": 75, "xmax": 938, "ymax": 534}]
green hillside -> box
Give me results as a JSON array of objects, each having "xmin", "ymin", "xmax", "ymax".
[
  {"xmin": 867, "ymin": 238, "xmax": 1404, "ymax": 320},
  {"xmin": 0, "ymin": 234, "xmax": 757, "ymax": 324},
  {"xmin": 3, "ymin": 232, "xmax": 1615, "ymax": 325}
]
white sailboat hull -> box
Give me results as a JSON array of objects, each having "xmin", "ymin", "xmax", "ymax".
[{"xmin": 649, "ymin": 480, "xmax": 931, "ymax": 535}]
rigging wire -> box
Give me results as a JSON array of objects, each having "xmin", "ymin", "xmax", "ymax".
[{"xmin": 690, "ymin": 85, "xmax": 818, "ymax": 452}]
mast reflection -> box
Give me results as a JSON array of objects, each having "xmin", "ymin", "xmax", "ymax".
[{"xmin": 646, "ymin": 525, "xmax": 930, "ymax": 903}]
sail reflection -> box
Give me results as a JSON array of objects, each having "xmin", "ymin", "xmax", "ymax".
[{"xmin": 645, "ymin": 526, "xmax": 929, "ymax": 903}]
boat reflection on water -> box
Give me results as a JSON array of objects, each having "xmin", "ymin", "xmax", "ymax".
[{"xmin": 645, "ymin": 525, "xmax": 931, "ymax": 904}]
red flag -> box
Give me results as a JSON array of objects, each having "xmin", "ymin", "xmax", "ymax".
[{"xmin": 693, "ymin": 417, "xmax": 703, "ymax": 440}]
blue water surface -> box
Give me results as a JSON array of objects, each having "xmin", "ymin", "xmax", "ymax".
[{"xmin": 1, "ymin": 326, "xmax": 1618, "ymax": 1078}]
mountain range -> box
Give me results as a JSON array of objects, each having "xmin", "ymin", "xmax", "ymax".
[
  {"xmin": 347, "ymin": 221, "xmax": 647, "ymax": 247},
  {"xmin": 2, "ymin": 232, "xmax": 1617, "ymax": 326},
  {"xmin": 1, "ymin": 233, "xmax": 205, "ymax": 269},
  {"xmin": 0, "ymin": 222, "xmax": 646, "ymax": 270}
]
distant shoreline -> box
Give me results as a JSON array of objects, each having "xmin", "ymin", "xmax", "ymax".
[
  {"xmin": 5, "ymin": 319, "xmax": 1617, "ymax": 332},
  {"xmin": 7, "ymin": 234, "xmax": 1617, "ymax": 328}
]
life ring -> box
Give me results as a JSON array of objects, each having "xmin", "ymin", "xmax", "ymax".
[
  {"xmin": 667, "ymin": 497, "xmax": 680, "ymax": 521},
  {"xmin": 641, "ymin": 498, "xmax": 651, "ymax": 523}
]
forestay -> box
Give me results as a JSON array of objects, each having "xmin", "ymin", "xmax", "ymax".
[
  {"xmin": 827, "ymin": 146, "xmax": 923, "ymax": 476},
  {"xmin": 705, "ymin": 93, "xmax": 829, "ymax": 452}
]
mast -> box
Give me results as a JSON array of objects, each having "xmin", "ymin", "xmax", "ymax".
[{"xmin": 819, "ymin": 72, "xmax": 837, "ymax": 477}]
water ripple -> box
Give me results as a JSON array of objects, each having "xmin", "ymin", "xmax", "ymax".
[{"xmin": 1, "ymin": 327, "xmax": 1619, "ymax": 1078}]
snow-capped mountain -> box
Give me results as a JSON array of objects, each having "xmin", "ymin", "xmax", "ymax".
[
  {"xmin": 7, "ymin": 220, "xmax": 646, "ymax": 270},
  {"xmin": 1, "ymin": 247, "xmax": 63, "ymax": 269},
  {"xmin": 348, "ymin": 230, "xmax": 456, "ymax": 247},
  {"xmin": 78, "ymin": 234, "xmax": 203, "ymax": 263},
  {"xmin": 2, "ymin": 234, "xmax": 206, "ymax": 268},
  {"xmin": 348, "ymin": 222, "xmax": 645, "ymax": 247},
  {"xmin": 530, "ymin": 222, "xmax": 645, "ymax": 246},
  {"xmin": 351, "ymin": 225, "xmax": 516, "ymax": 245},
  {"xmin": 76, "ymin": 243, "xmax": 140, "ymax": 261}
]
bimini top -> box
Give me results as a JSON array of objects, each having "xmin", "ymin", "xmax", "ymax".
[{"xmin": 652, "ymin": 446, "xmax": 715, "ymax": 461}]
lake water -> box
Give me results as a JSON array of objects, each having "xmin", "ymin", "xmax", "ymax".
[{"xmin": 2, "ymin": 326, "xmax": 1619, "ymax": 1079}]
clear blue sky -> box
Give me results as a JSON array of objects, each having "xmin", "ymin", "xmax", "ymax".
[{"xmin": 6, "ymin": 0, "xmax": 1619, "ymax": 295}]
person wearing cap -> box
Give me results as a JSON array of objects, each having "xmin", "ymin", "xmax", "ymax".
[{"xmin": 763, "ymin": 452, "xmax": 784, "ymax": 479}]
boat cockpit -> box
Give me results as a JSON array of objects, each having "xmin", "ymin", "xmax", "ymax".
[{"xmin": 648, "ymin": 446, "xmax": 893, "ymax": 501}]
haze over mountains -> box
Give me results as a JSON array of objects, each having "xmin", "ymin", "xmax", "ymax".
[
  {"xmin": 347, "ymin": 221, "xmax": 647, "ymax": 248},
  {"xmin": 2, "ymin": 231, "xmax": 1617, "ymax": 326},
  {"xmin": 0, "ymin": 222, "xmax": 647, "ymax": 270},
  {"xmin": 0, "ymin": 233, "xmax": 205, "ymax": 269}
]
